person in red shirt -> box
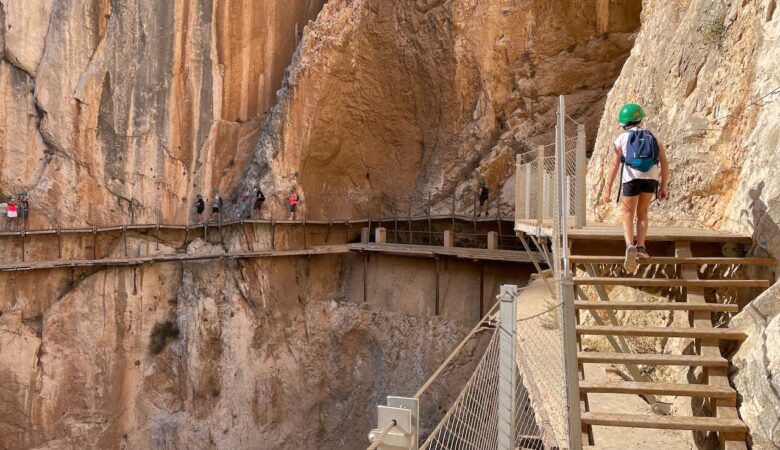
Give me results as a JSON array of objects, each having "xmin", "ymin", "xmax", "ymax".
[
  {"xmin": 6, "ymin": 195, "xmax": 18, "ymax": 230},
  {"xmin": 288, "ymin": 187, "xmax": 300, "ymax": 220}
]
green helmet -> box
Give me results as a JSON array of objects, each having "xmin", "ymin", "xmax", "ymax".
[
  {"xmin": 196, "ymin": 193, "xmax": 202, "ymax": 198},
  {"xmin": 618, "ymin": 103, "xmax": 646, "ymax": 125},
  {"xmin": 479, "ymin": 179, "xmax": 486, "ymax": 187}
]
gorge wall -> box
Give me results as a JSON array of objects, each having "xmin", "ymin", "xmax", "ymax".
[
  {"xmin": 586, "ymin": 1, "xmax": 780, "ymax": 447},
  {"xmin": 0, "ymin": 0, "xmax": 325, "ymax": 228}
]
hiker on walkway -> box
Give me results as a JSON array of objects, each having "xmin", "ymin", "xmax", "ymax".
[
  {"xmin": 601, "ymin": 103, "xmax": 669, "ymax": 273},
  {"xmin": 253, "ymin": 187, "xmax": 266, "ymax": 219},
  {"xmin": 6, "ymin": 195, "xmax": 17, "ymax": 230},
  {"xmin": 477, "ymin": 179, "xmax": 489, "ymax": 217},
  {"xmin": 288, "ymin": 187, "xmax": 300, "ymax": 220},
  {"xmin": 194, "ymin": 194, "xmax": 205, "ymax": 222},
  {"xmin": 211, "ymin": 189, "xmax": 223, "ymax": 223},
  {"xmin": 19, "ymin": 192, "xmax": 29, "ymax": 229}
]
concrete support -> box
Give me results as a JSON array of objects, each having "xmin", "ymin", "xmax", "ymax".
[
  {"xmin": 443, "ymin": 230, "xmax": 453, "ymax": 247},
  {"xmin": 361, "ymin": 227, "xmax": 370, "ymax": 244},
  {"xmin": 375, "ymin": 227, "xmax": 387, "ymax": 244},
  {"xmin": 487, "ymin": 231, "xmax": 499, "ymax": 250}
]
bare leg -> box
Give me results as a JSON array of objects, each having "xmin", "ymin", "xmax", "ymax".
[
  {"xmin": 635, "ymin": 193, "xmax": 654, "ymax": 248},
  {"xmin": 621, "ymin": 195, "xmax": 639, "ymax": 246}
]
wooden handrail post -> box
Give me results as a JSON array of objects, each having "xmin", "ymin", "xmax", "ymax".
[
  {"xmin": 123, "ymin": 225, "xmax": 128, "ymax": 257},
  {"xmin": 56, "ymin": 227, "xmax": 62, "ymax": 259},
  {"xmin": 20, "ymin": 230, "xmax": 25, "ymax": 262},
  {"xmin": 427, "ymin": 191, "xmax": 432, "ymax": 245}
]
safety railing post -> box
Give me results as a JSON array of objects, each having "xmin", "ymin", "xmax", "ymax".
[
  {"xmin": 562, "ymin": 276, "xmax": 583, "ymax": 450},
  {"xmin": 575, "ymin": 124, "xmax": 587, "ymax": 229},
  {"xmin": 524, "ymin": 161, "xmax": 531, "ymax": 220},
  {"xmin": 536, "ymin": 145, "xmax": 545, "ymax": 226},
  {"xmin": 497, "ymin": 284, "xmax": 517, "ymax": 450}
]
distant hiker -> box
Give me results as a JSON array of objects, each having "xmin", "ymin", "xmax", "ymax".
[
  {"xmin": 477, "ymin": 179, "xmax": 489, "ymax": 217},
  {"xmin": 288, "ymin": 187, "xmax": 300, "ymax": 220},
  {"xmin": 194, "ymin": 194, "xmax": 205, "ymax": 222},
  {"xmin": 601, "ymin": 103, "xmax": 669, "ymax": 273},
  {"xmin": 253, "ymin": 187, "xmax": 266, "ymax": 219},
  {"xmin": 0, "ymin": 200, "xmax": 6, "ymax": 230},
  {"xmin": 211, "ymin": 189, "xmax": 223, "ymax": 222},
  {"xmin": 6, "ymin": 195, "xmax": 17, "ymax": 230},
  {"xmin": 19, "ymin": 192, "xmax": 29, "ymax": 229}
]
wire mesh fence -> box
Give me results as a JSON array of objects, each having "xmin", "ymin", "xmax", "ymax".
[{"xmin": 515, "ymin": 122, "xmax": 586, "ymax": 231}]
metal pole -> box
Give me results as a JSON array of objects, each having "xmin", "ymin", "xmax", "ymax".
[
  {"xmin": 497, "ymin": 285, "xmax": 517, "ymax": 450},
  {"xmin": 558, "ymin": 95, "xmax": 582, "ymax": 450},
  {"xmin": 537, "ymin": 145, "xmax": 545, "ymax": 225},
  {"xmin": 524, "ymin": 161, "xmax": 531, "ymax": 220},
  {"xmin": 575, "ymin": 123, "xmax": 587, "ymax": 228},
  {"xmin": 20, "ymin": 231, "xmax": 25, "ymax": 262}
]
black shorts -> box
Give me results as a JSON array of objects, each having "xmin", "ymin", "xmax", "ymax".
[
  {"xmin": 622, "ymin": 179, "xmax": 658, "ymax": 197},
  {"xmin": 479, "ymin": 196, "xmax": 488, "ymax": 206},
  {"xmin": 290, "ymin": 204, "xmax": 297, "ymax": 213},
  {"xmin": 212, "ymin": 207, "xmax": 220, "ymax": 213}
]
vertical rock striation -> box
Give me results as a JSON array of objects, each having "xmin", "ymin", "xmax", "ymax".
[{"xmin": 0, "ymin": 0, "xmax": 325, "ymax": 228}]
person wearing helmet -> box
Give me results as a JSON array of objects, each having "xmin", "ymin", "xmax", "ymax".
[
  {"xmin": 19, "ymin": 191, "xmax": 29, "ymax": 229},
  {"xmin": 477, "ymin": 179, "xmax": 489, "ymax": 217},
  {"xmin": 288, "ymin": 186, "xmax": 300, "ymax": 220},
  {"xmin": 602, "ymin": 103, "xmax": 669, "ymax": 273},
  {"xmin": 211, "ymin": 189, "xmax": 223, "ymax": 223},
  {"xmin": 194, "ymin": 194, "xmax": 205, "ymax": 222}
]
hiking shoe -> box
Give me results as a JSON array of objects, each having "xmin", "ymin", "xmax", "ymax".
[
  {"xmin": 624, "ymin": 245, "xmax": 638, "ymax": 274},
  {"xmin": 637, "ymin": 246, "xmax": 650, "ymax": 258}
]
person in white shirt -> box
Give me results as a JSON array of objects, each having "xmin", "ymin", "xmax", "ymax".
[{"xmin": 602, "ymin": 103, "xmax": 669, "ymax": 273}]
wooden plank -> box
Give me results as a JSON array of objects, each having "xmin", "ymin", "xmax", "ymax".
[
  {"xmin": 581, "ymin": 412, "xmax": 746, "ymax": 433},
  {"xmin": 569, "ymin": 256, "xmax": 775, "ymax": 266},
  {"xmin": 574, "ymin": 300, "xmax": 739, "ymax": 313},
  {"xmin": 573, "ymin": 277, "xmax": 769, "ymax": 288},
  {"xmin": 578, "ymin": 352, "xmax": 727, "ymax": 367},
  {"xmin": 576, "ymin": 325, "xmax": 746, "ymax": 340},
  {"xmin": 579, "ymin": 380, "xmax": 736, "ymax": 400},
  {"xmin": 676, "ymin": 242, "xmax": 747, "ymax": 446}
]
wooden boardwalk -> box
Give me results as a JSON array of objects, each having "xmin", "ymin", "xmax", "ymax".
[
  {"xmin": 348, "ymin": 243, "xmax": 544, "ymax": 264},
  {"xmin": 515, "ymin": 219, "xmax": 751, "ymax": 243}
]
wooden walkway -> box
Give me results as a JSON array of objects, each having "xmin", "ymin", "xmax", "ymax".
[
  {"xmin": 348, "ymin": 243, "xmax": 544, "ymax": 264},
  {"xmin": 0, "ymin": 245, "xmax": 351, "ymax": 272},
  {"xmin": 0, "ymin": 242, "xmax": 542, "ymax": 273},
  {"xmin": 515, "ymin": 219, "xmax": 751, "ymax": 243}
]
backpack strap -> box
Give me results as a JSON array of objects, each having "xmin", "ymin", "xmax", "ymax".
[{"xmin": 616, "ymin": 156, "xmax": 625, "ymax": 204}]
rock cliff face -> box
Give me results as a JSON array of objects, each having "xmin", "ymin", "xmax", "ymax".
[
  {"xmin": 242, "ymin": 0, "xmax": 641, "ymax": 219},
  {"xmin": 588, "ymin": 0, "xmax": 780, "ymax": 257},
  {"xmin": 587, "ymin": 1, "xmax": 780, "ymax": 446},
  {"xmin": 0, "ymin": 236, "xmax": 480, "ymax": 449},
  {"xmin": 0, "ymin": 0, "xmax": 324, "ymax": 228}
]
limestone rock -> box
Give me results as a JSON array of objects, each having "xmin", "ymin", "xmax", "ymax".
[
  {"xmin": 242, "ymin": 0, "xmax": 640, "ymax": 220},
  {"xmin": 731, "ymin": 284, "xmax": 780, "ymax": 449},
  {"xmin": 0, "ymin": 0, "xmax": 325, "ymax": 228},
  {"xmin": 587, "ymin": 0, "xmax": 780, "ymax": 261}
]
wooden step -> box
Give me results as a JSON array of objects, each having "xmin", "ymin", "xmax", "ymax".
[
  {"xmin": 569, "ymin": 256, "xmax": 776, "ymax": 266},
  {"xmin": 579, "ymin": 380, "xmax": 736, "ymax": 400},
  {"xmin": 573, "ymin": 277, "xmax": 770, "ymax": 288},
  {"xmin": 578, "ymin": 352, "xmax": 728, "ymax": 367},
  {"xmin": 577, "ymin": 325, "xmax": 747, "ymax": 340},
  {"xmin": 581, "ymin": 412, "xmax": 746, "ymax": 433},
  {"xmin": 574, "ymin": 300, "xmax": 739, "ymax": 313}
]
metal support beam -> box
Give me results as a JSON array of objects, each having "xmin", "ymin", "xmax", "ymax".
[
  {"xmin": 517, "ymin": 232, "xmax": 553, "ymax": 295},
  {"xmin": 497, "ymin": 285, "xmax": 517, "ymax": 450}
]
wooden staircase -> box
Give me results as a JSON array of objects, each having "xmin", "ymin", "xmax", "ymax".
[{"xmin": 571, "ymin": 240, "xmax": 775, "ymax": 449}]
